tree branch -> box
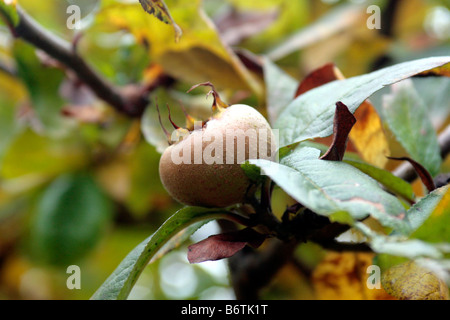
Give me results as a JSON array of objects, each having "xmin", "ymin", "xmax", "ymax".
[
  {"xmin": 393, "ymin": 125, "xmax": 450, "ymax": 182},
  {"xmin": 227, "ymin": 238, "xmax": 298, "ymax": 300},
  {"xmin": 11, "ymin": 5, "xmax": 150, "ymax": 117},
  {"xmin": 312, "ymin": 240, "xmax": 372, "ymax": 252}
]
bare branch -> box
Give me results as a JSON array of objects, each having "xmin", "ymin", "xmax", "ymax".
[
  {"xmin": 11, "ymin": 5, "xmax": 150, "ymax": 117},
  {"xmin": 312, "ymin": 240, "xmax": 372, "ymax": 253}
]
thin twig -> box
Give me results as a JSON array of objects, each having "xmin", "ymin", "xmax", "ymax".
[
  {"xmin": 11, "ymin": 5, "xmax": 150, "ymax": 117},
  {"xmin": 312, "ymin": 240, "xmax": 372, "ymax": 253}
]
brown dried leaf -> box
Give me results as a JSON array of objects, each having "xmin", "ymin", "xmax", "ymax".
[
  {"xmin": 295, "ymin": 63, "xmax": 389, "ymax": 167},
  {"xmin": 294, "ymin": 63, "xmax": 355, "ymax": 152},
  {"xmin": 388, "ymin": 156, "xmax": 436, "ymax": 193},
  {"xmin": 320, "ymin": 102, "xmax": 356, "ymax": 162},
  {"xmin": 294, "ymin": 63, "xmax": 343, "ymax": 98},
  {"xmin": 187, "ymin": 228, "xmax": 266, "ymax": 264}
]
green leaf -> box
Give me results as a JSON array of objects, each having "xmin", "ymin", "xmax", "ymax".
[
  {"xmin": 274, "ymin": 57, "xmax": 450, "ymax": 148},
  {"xmin": 241, "ymin": 161, "xmax": 265, "ymax": 184},
  {"xmin": 0, "ymin": 0, "xmax": 19, "ymax": 27},
  {"xmin": 409, "ymin": 186, "xmax": 450, "ymax": 242},
  {"xmin": 345, "ymin": 160, "xmax": 415, "ymax": 203},
  {"xmin": 30, "ymin": 172, "xmax": 113, "ymax": 266},
  {"xmin": 405, "ymin": 186, "xmax": 448, "ymax": 235},
  {"xmin": 355, "ymin": 222, "xmax": 443, "ymax": 260},
  {"xmin": 413, "ymin": 78, "xmax": 450, "ymax": 130},
  {"xmin": 382, "ymin": 79, "xmax": 442, "ymax": 176},
  {"xmin": 91, "ymin": 206, "xmax": 241, "ymax": 300},
  {"xmin": 250, "ymin": 147, "xmax": 408, "ymax": 232},
  {"xmin": 370, "ymin": 238, "xmax": 443, "ymax": 260},
  {"xmin": 349, "ymin": 189, "xmax": 450, "ymax": 262},
  {"xmin": 263, "ymin": 57, "xmax": 298, "ymax": 125},
  {"xmin": 357, "ymin": 186, "xmax": 450, "ymax": 273},
  {"xmin": 1, "ymin": 129, "xmax": 86, "ymax": 180}
]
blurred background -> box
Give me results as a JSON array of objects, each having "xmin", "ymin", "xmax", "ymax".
[{"xmin": 0, "ymin": 0, "xmax": 449, "ymax": 300}]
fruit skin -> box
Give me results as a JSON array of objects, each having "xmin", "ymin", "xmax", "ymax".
[{"xmin": 159, "ymin": 104, "xmax": 277, "ymax": 208}]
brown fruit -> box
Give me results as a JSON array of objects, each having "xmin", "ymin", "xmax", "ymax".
[{"xmin": 159, "ymin": 104, "xmax": 277, "ymax": 208}]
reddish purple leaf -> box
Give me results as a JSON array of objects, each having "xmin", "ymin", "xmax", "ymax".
[
  {"xmin": 320, "ymin": 102, "xmax": 357, "ymax": 161},
  {"xmin": 295, "ymin": 63, "xmax": 342, "ymax": 98},
  {"xmin": 187, "ymin": 228, "xmax": 266, "ymax": 264}
]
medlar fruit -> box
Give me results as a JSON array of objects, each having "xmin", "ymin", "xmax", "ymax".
[{"xmin": 158, "ymin": 84, "xmax": 277, "ymax": 208}]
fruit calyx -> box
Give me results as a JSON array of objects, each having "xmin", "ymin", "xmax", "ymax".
[
  {"xmin": 157, "ymin": 82, "xmax": 229, "ymax": 146},
  {"xmin": 187, "ymin": 81, "xmax": 229, "ymax": 115}
]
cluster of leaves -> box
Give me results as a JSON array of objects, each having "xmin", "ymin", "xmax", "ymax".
[
  {"xmin": 0, "ymin": 0, "xmax": 449, "ymax": 300},
  {"xmin": 93, "ymin": 57, "xmax": 450, "ymax": 300}
]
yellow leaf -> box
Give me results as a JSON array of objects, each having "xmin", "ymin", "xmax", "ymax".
[
  {"xmin": 312, "ymin": 252, "xmax": 394, "ymax": 300},
  {"xmin": 431, "ymin": 188, "xmax": 450, "ymax": 218},
  {"xmin": 0, "ymin": 72, "xmax": 26, "ymax": 100},
  {"xmin": 349, "ymin": 101, "xmax": 390, "ymax": 168},
  {"xmin": 138, "ymin": 0, "xmax": 182, "ymax": 42},
  {"xmin": 411, "ymin": 187, "xmax": 450, "ymax": 243},
  {"xmin": 417, "ymin": 63, "xmax": 450, "ymax": 77},
  {"xmin": 382, "ymin": 261, "xmax": 449, "ymax": 300},
  {"xmin": 98, "ymin": 1, "xmax": 263, "ymax": 97}
]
